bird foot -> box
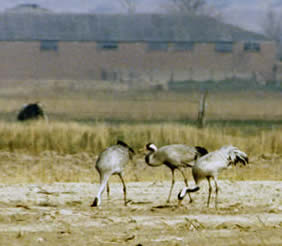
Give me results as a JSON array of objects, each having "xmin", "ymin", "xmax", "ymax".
[{"xmin": 125, "ymin": 199, "xmax": 133, "ymax": 206}]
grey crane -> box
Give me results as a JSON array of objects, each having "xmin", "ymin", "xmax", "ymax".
[
  {"xmin": 145, "ymin": 143, "xmax": 208, "ymax": 203},
  {"xmin": 91, "ymin": 140, "xmax": 135, "ymax": 207},
  {"xmin": 178, "ymin": 145, "xmax": 248, "ymax": 208}
]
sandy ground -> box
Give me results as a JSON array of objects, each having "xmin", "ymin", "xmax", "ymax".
[{"xmin": 0, "ymin": 181, "xmax": 281, "ymax": 246}]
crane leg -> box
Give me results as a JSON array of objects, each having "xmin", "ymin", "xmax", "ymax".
[
  {"xmin": 91, "ymin": 173, "xmax": 110, "ymax": 207},
  {"xmin": 207, "ymin": 177, "xmax": 212, "ymax": 208},
  {"xmin": 178, "ymin": 168, "xmax": 193, "ymax": 203},
  {"xmin": 214, "ymin": 177, "xmax": 219, "ymax": 209},
  {"xmin": 118, "ymin": 173, "xmax": 127, "ymax": 206},
  {"xmin": 107, "ymin": 182, "xmax": 110, "ymax": 199},
  {"xmin": 167, "ymin": 169, "xmax": 175, "ymax": 203}
]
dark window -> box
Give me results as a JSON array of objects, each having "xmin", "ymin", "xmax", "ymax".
[
  {"xmin": 215, "ymin": 42, "xmax": 233, "ymax": 52},
  {"xmin": 40, "ymin": 40, "xmax": 58, "ymax": 51},
  {"xmin": 101, "ymin": 69, "xmax": 107, "ymax": 80},
  {"xmin": 173, "ymin": 42, "xmax": 194, "ymax": 51},
  {"xmin": 244, "ymin": 42, "xmax": 260, "ymax": 52},
  {"xmin": 97, "ymin": 42, "xmax": 118, "ymax": 50},
  {"xmin": 277, "ymin": 43, "xmax": 282, "ymax": 61},
  {"xmin": 147, "ymin": 42, "xmax": 168, "ymax": 51}
]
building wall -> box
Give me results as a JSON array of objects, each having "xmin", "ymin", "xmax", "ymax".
[{"xmin": 0, "ymin": 41, "xmax": 276, "ymax": 83}]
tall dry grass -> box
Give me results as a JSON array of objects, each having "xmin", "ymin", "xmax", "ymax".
[
  {"xmin": 0, "ymin": 120, "xmax": 282, "ymax": 156},
  {"xmin": 0, "ymin": 121, "xmax": 281, "ymax": 183}
]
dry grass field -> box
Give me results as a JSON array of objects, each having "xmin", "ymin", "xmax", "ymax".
[
  {"xmin": 0, "ymin": 79, "xmax": 282, "ymax": 245},
  {"xmin": 1, "ymin": 79, "xmax": 282, "ymax": 123}
]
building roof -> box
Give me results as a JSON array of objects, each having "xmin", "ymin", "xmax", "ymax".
[
  {"xmin": 5, "ymin": 4, "xmax": 52, "ymax": 14},
  {"xmin": 0, "ymin": 13, "xmax": 267, "ymax": 42}
]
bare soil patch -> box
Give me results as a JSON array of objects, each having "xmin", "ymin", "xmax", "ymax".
[{"xmin": 0, "ymin": 181, "xmax": 281, "ymax": 245}]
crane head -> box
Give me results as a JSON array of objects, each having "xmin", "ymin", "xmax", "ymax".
[{"xmin": 145, "ymin": 143, "xmax": 158, "ymax": 152}]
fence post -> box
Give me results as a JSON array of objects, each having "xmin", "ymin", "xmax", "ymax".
[{"xmin": 197, "ymin": 90, "xmax": 208, "ymax": 128}]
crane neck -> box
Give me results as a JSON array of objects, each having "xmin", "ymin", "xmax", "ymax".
[{"xmin": 145, "ymin": 151, "xmax": 162, "ymax": 167}]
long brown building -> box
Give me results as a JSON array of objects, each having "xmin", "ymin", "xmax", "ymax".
[{"xmin": 0, "ymin": 4, "xmax": 277, "ymax": 83}]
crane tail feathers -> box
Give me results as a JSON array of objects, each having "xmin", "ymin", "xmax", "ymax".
[
  {"xmin": 233, "ymin": 149, "xmax": 249, "ymax": 166},
  {"xmin": 195, "ymin": 146, "xmax": 208, "ymax": 156},
  {"xmin": 117, "ymin": 140, "xmax": 135, "ymax": 154}
]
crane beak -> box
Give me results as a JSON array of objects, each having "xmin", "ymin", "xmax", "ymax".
[
  {"xmin": 178, "ymin": 199, "xmax": 183, "ymax": 207},
  {"xmin": 136, "ymin": 147, "xmax": 145, "ymax": 154},
  {"xmin": 91, "ymin": 197, "xmax": 99, "ymax": 207},
  {"xmin": 142, "ymin": 145, "xmax": 148, "ymax": 153}
]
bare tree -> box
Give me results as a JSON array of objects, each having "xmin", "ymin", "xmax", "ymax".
[
  {"xmin": 161, "ymin": 0, "xmax": 221, "ymax": 18},
  {"xmin": 261, "ymin": 8, "xmax": 282, "ymax": 42},
  {"xmin": 261, "ymin": 8, "xmax": 282, "ymax": 69},
  {"xmin": 119, "ymin": 0, "xmax": 137, "ymax": 14},
  {"xmin": 165, "ymin": 0, "xmax": 206, "ymax": 14}
]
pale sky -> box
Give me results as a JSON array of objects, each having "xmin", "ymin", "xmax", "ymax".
[{"xmin": 0, "ymin": 0, "xmax": 281, "ymax": 33}]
